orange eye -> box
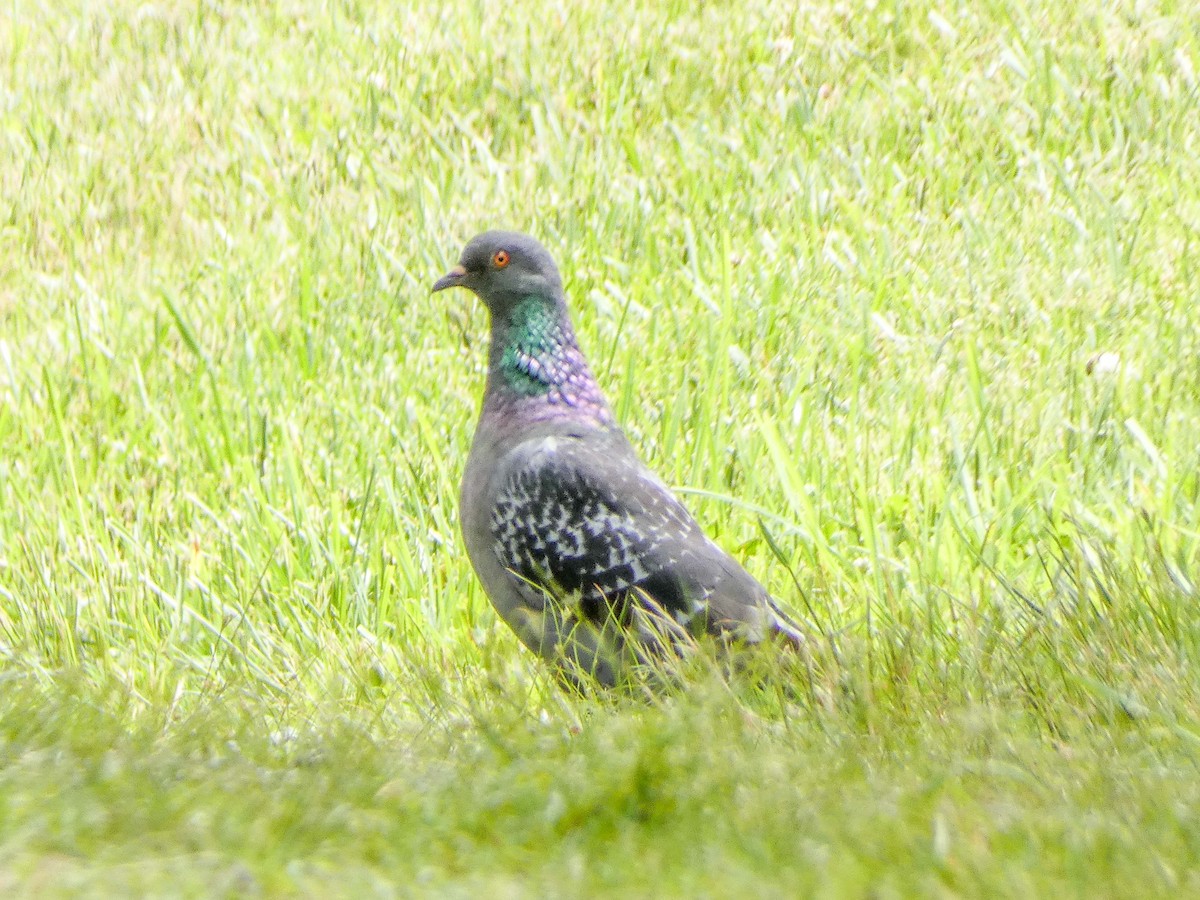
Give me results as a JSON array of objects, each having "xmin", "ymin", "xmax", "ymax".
[{"xmin": 492, "ymin": 250, "xmax": 510, "ymax": 268}]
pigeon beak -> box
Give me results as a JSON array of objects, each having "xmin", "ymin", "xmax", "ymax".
[{"xmin": 431, "ymin": 264, "xmax": 467, "ymax": 293}]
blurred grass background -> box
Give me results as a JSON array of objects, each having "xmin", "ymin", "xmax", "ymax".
[{"xmin": 1, "ymin": 0, "xmax": 1199, "ymax": 894}]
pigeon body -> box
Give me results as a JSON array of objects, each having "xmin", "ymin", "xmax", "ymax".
[{"xmin": 434, "ymin": 231, "xmax": 803, "ymax": 686}]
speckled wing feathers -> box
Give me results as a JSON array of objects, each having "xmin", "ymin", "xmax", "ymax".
[{"xmin": 488, "ymin": 434, "xmax": 751, "ymax": 634}]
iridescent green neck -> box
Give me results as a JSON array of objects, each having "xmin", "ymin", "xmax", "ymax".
[
  {"xmin": 486, "ymin": 294, "xmax": 614, "ymax": 424},
  {"xmin": 497, "ymin": 295, "xmax": 570, "ymax": 395}
]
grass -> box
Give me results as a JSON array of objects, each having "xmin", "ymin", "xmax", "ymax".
[{"xmin": 2, "ymin": 0, "xmax": 1200, "ymax": 894}]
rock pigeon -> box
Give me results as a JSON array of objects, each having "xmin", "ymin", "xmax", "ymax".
[{"xmin": 433, "ymin": 231, "xmax": 806, "ymax": 686}]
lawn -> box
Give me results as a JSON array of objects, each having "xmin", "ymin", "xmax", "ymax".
[{"xmin": 2, "ymin": 0, "xmax": 1200, "ymax": 895}]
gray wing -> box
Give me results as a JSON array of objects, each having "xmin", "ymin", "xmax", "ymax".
[{"xmin": 488, "ymin": 433, "xmax": 772, "ymax": 639}]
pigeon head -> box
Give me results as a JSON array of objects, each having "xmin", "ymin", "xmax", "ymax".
[
  {"xmin": 432, "ymin": 231, "xmax": 564, "ymax": 315},
  {"xmin": 432, "ymin": 230, "xmax": 612, "ymax": 423}
]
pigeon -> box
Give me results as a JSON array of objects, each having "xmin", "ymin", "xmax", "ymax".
[{"xmin": 433, "ymin": 230, "xmax": 806, "ymax": 687}]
